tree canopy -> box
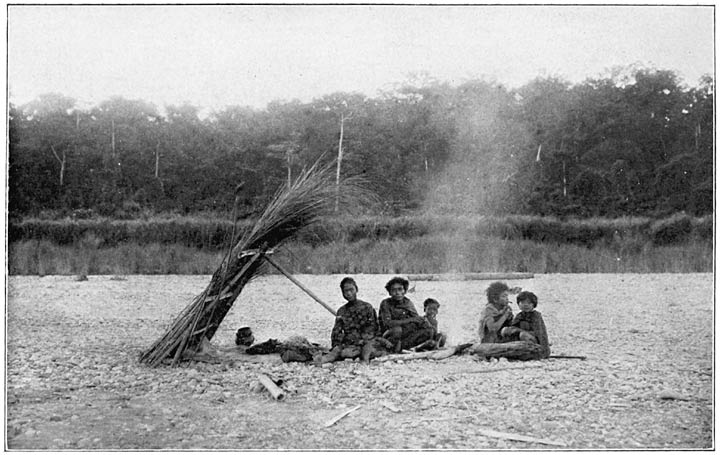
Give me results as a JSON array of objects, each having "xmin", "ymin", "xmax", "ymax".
[{"xmin": 9, "ymin": 66, "xmax": 713, "ymax": 218}]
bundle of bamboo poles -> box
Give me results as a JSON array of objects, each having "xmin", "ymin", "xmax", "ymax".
[{"xmin": 139, "ymin": 161, "xmax": 369, "ymax": 367}]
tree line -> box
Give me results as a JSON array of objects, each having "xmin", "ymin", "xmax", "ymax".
[{"xmin": 9, "ymin": 66, "xmax": 713, "ymax": 219}]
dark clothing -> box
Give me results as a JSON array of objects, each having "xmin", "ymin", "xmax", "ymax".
[
  {"xmin": 512, "ymin": 311, "xmax": 536, "ymax": 332},
  {"xmin": 383, "ymin": 325, "xmax": 434, "ymax": 351},
  {"xmin": 379, "ymin": 297, "xmax": 432, "ymax": 350},
  {"xmin": 245, "ymin": 339, "xmax": 280, "ymax": 355},
  {"xmin": 330, "ymin": 299, "xmax": 378, "ymax": 348},
  {"xmin": 378, "ymin": 297, "xmax": 421, "ymax": 333},
  {"xmin": 509, "ymin": 310, "xmax": 551, "ymax": 358},
  {"xmin": 278, "ymin": 337, "xmax": 325, "ymax": 363}
]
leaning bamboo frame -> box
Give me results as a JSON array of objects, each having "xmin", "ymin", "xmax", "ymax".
[{"xmin": 139, "ymin": 160, "xmax": 370, "ymax": 367}]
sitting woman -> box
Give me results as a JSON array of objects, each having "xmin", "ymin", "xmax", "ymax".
[
  {"xmin": 378, "ymin": 277, "xmax": 434, "ymax": 352},
  {"xmin": 478, "ymin": 281, "xmax": 514, "ymax": 343}
]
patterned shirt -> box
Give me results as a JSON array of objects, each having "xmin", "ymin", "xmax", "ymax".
[
  {"xmin": 378, "ymin": 297, "xmax": 421, "ymax": 333},
  {"xmin": 330, "ymin": 299, "xmax": 378, "ymax": 347}
]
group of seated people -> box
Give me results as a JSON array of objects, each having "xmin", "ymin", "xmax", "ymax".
[{"xmin": 315, "ymin": 276, "xmax": 550, "ymax": 364}]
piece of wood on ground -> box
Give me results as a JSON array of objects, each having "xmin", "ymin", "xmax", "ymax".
[
  {"xmin": 453, "ymin": 364, "xmax": 545, "ymax": 375},
  {"xmin": 323, "ymin": 405, "xmax": 362, "ymax": 428},
  {"xmin": 373, "ymin": 345, "xmax": 462, "ymax": 363},
  {"xmin": 257, "ymin": 373, "xmax": 286, "ymax": 401},
  {"xmin": 476, "ymin": 428, "xmax": 566, "ymax": 447},
  {"xmin": 470, "ymin": 341, "xmax": 545, "ymax": 360},
  {"xmin": 657, "ymin": 390, "xmax": 693, "ymax": 401},
  {"xmin": 549, "ymin": 355, "xmax": 587, "ymax": 360},
  {"xmin": 380, "ymin": 401, "xmax": 400, "ymax": 413},
  {"xmin": 407, "ymin": 273, "xmax": 534, "ymax": 281}
]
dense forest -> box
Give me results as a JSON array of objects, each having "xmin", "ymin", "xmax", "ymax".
[{"xmin": 8, "ymin": 66, "xmax": 713, "ymax": 219}]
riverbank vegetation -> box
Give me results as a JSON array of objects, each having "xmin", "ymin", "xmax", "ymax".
[
  {"xmin": 9, "ymin": 212, "xmax": 712, "ymax": 248},
  {"xmin": 8, "ymin": 213, "xmax": 712, "ymax": 275}
]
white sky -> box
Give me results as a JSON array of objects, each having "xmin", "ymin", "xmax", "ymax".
[{"xmin": 7, "ymin": 5, "xmax": 715, "ymax": 111}]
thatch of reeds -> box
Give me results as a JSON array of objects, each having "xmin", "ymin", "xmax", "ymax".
[{"xmin": 138, "ymin": 161, "xmax": 370, "ymax": 367}]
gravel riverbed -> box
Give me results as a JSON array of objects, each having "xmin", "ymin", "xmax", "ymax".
[{"xmin": 6, "ymin": 273, "xmax": 713, "ymax": 450}]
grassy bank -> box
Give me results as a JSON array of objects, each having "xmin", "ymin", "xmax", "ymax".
[
  {"xmin": 9, "ymin": 235, "xmax": 712, "ymax": 275},
  {"xmin": 9, "ymin": 213, "xmax": 713, "ymax": 249}
]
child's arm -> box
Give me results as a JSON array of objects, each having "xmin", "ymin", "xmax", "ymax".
[{"xmin": 484, "ymin": 307, "xmax": 512, "ymax": 332}]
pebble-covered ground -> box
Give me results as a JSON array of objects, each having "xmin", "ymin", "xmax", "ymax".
[{"xmin": 6, "ymin": 273, "xmax": 713, "ymax": 450}]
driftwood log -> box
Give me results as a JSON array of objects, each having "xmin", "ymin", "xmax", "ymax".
[
  {"xmin": 469, "ymin": 341, "xmax": 546, "ymax": 360},
  {"xmin": 373, "ymin": 344, "xmax": 468, "ymax": 363},
  {"xmin": 407, "ymin": 273, "xmax": 534, "ymax": 281}
]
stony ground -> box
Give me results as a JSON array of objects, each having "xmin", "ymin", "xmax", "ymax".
[{"xmin": 6, "ymin": 273, "xmax": 714, "ymax": 450}]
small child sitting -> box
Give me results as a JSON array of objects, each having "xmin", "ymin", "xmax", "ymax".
[
  {"xmin": 414, "ymin": 298, "xmax": 448, "ymax": 351},
  {"xmin": 500, "ymin": 291, "xmax": 550, "ymax": 358}
]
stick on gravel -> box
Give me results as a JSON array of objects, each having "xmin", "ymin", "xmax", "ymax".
[
  {"xmin": 257, "ymin": 373, "xmax": 286, "ymax": 401},
  {"xmin": 323, "ymin": 405, "xmax": 362, "ymax": 428},
  {"xmin": 476, "ymin": 428, "xmax": 566, "ymax": 447},
  {"xmin": 139, "ymin": 160, "xmax": 371, "ymax": 367}
]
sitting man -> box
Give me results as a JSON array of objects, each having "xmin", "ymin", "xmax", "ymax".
[
  {"xmin": 378, "ymin": 277, "xmax": 434, "ymax": 353},
  {"xmin": 314, "ymin": 277, "xmax": 382, "ymax": 364}
]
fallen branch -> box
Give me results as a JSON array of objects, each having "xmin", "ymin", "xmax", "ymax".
[
  {"xmin": 403, "ymin": 415, "xmax": 473, "ymax": 424},
  {"xmin": 549, "ymin": 355, "xmax": 587, "ymax": 360},
  {"xmin": 323, "ymin": 405, "xmax": 362, "ymax": 427},
  {"xmin": 373, "ymin": 344, "xmax": 467, "ymax": 363},
  {"xmin": 257, "ymin": 373, "xmax": 286, "ymax": 401},
  {"xmin": 476, "ymin": 428, "xmax": 566, "ymax": 447},
  {"xmin": 380, "ymin": 401, "xmax": 400, "ymax": 413},
  {"xmin": 453, "ymin": 364, "xmax": 545, "ymax": 375},
  {"xmin": 470, "ymin": 341, "xmax": 546, "ymax": 360},
  {"xmin": 407, "ymin": 273, "xmax": 534, "ymax": 281}
]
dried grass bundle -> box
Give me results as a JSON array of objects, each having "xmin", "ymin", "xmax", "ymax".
[{"xmin": 139, "ymin": 161, "xmax": 371, "ymax": 366}]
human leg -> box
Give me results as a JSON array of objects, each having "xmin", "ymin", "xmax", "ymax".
[
  {"xmin": 313, "ymin": 345, "xmax": 341, "ymax": 365},
  {"xmin": 401, "ymin": 327, "xmax": 434, "ymax": 350},
  {"xmin": 435, "ymin": 332, "xmax": 447, "ymax": 348},
  {"xmin": 518, "ymin": 331, "xmax": 538, "ymax": 344},
  {"xmin": 413, "ymin": 339, "xmax": 437, "ymax": 352},
  {"xmin": 382, "ymin": 327, "xmax": 404, "ymax": 353}
]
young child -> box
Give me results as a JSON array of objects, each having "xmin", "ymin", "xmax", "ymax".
[
  {"xmin": 501, "ymin": 291, "xmax": 551, "ymax": 358},
  {"xmin": 478, "ymin": 281, "xmax": 514, "ymax": 343},
  {"xmin": 414, "ymin": 298, "xmax": 447, "ymax": 351}
]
